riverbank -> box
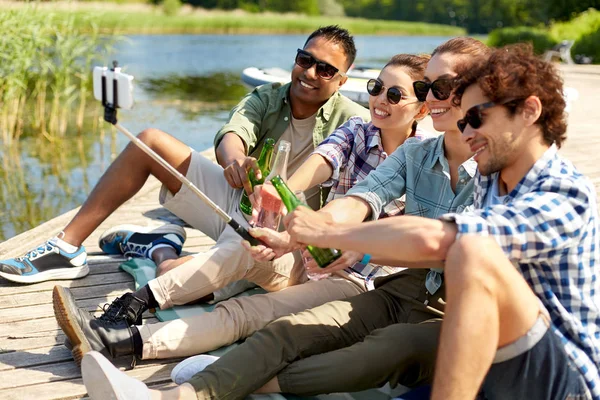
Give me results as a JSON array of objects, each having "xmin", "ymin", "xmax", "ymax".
[{"xmin": 0, "ymin": 1, "xmax": 465, "ymax": 35}]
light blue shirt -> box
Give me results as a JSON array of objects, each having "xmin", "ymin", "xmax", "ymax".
[{"xmin": 346, "ymin": 134, "xmax": 477, "ymax": 294}]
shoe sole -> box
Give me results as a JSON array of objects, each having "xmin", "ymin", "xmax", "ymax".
[
  {"xmin": 99, "ymin": 224, "xmax": 187, "ymax": 254},
  {"xmin": 170, "ymin": 354, "xmax": 219, "ymax": 384},
  {"xmin": 53, "ymin": 285, "xmax": 92, "ymax": 367},
  {"xmin": 0, "ymin": 265, "xmax": 89, "ymax": 284}
]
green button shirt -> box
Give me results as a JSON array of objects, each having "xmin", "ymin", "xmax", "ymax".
[{"xmin": 214, "ymin": 82, "xmax": 370, "ymax": 160}]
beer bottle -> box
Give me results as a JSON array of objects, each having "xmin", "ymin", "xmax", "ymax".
[
  {"xmin": 240, "ymin": 138, "xmax": 275, "ymax": 215},
  {"xmin": 270, "ymin": 175, "xmax": 342, "ymax": 268}
]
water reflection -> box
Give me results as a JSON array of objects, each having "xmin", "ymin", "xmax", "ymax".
[
  {"xmin": 0, "ymin": 125, "xmax": 116, "ymax": 241},
  {"xmin": 142, "ymin": 72, "xmax": 248, "ymax": 103}
]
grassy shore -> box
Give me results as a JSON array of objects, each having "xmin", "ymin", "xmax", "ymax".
[{"xmin": 0, "ymin": 1, "xmax": 465, "ymax": 36}]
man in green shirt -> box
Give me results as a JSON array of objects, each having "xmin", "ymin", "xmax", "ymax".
[{"xmin": 20, "ymin": 26, "xmax": 368, "ymax": 366}]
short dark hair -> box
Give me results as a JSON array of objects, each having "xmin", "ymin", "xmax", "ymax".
[
  {"xmin": 452, "ymin": 44, "xmax": 567, "ymax": 148},
  {"xmin": 304, "ymin": 25, "xmax": 356, "ymax": 69}
]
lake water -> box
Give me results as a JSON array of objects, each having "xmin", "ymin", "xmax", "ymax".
[{"xmin": 0, "ymin": 34, "xmax": 454, "ymax": 241}]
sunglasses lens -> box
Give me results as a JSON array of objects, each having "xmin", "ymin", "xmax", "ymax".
[
  {"xmin": 296, "ymin": 51, "xmax": 314, "ymax": 69},
  {"xmin": 316, "ymin": 62, "xmax": 337, "ymax": 80},
  {"xmin": 431, "ymin": 80, "xmax": 453, "ymax": 100},
  {"xmin": 457, "ymin": 119, "xmax": 467, "ymax": 133},
  {"xmin": 413, "ymin": 81, "xmax": 429, "ymax": 102},
  {"xmin": 367, "ymin": 79, "xmax": 383, "ymax": 96},
  {"xmin": 387, "ymin": 87, "xmax": 402, "ymax": 104}
]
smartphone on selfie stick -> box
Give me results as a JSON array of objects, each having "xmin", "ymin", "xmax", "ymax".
[{"xmin": 93, "ymin": 61, "xmax": 262, "ymax": 246}]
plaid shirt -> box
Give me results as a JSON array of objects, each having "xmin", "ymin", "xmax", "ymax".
[
  {"xmin": 313, "ymin": 117, "xmax": 433, "ymax": 285},
  {"xmin": 340, "ymin": 133, "xmax": 476, "ymax": 286},
  {"xmin": 314, "ymin": 116, "xmax": 432, "ymax": 217},
  {"xmin": 442, "ymin": 145, "xmax": 600, "ymax": 399}
]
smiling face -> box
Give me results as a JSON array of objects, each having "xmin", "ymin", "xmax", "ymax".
[
  {"xmin": 460, "ymin": 84, "xmax": 522, "ymax": 176},
  {"xmin": 368, "ymin": 65, "xmax": 422, "ymax": 132},
  {"xmin": 289, "ymin": 36, "xmax": 348, "ymax": 110},
  {"xmin": 422, "ymin": 52, "xmax": 464, "ymax": 133}
]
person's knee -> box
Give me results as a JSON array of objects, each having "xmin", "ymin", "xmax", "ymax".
[
  {"xmin": 137, "ymin": 128, "xmax": 166, "ymax": 148},
  {"xmin": 445, "ymin": 236, "xmax": 504, "ymax": 294}
]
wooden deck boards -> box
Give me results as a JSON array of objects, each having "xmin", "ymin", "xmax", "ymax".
[{"xmin": 0, "ymin": 65, "xmax": 599, "ymax": 399}]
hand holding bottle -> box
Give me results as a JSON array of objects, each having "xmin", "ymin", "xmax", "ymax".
[
  {"xmin": 283, "ymin": 206, "xmax": 336, "ymax": 248},
  {"xmin": 303, "ymin": 249, "xmax": 363, "ymax": 276},
  {"xmin": 241, "ymin": 228, "xmax": 299, "ymax": 262},
  {"xmin": 224, "ymin": 156, "xmax": 261, "ymax": 192}
]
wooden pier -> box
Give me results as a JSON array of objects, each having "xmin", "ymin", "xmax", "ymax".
[{"xmin": 0, "ymin": 65, "xmax": 599, "ymax": 399}]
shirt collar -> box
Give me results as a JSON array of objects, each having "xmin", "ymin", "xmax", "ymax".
[
  {"xmin": 364, "ymin": 123, "xmax": 384, "ymax": 152},
  {"xmin": 283, "ymin": 84, "xmax": 339, "ymax": 122},
  {"xmin": 427, "ymin": 135, "xmax": 477, "ymax": 177},
  {"xmin": 427, "ymin": 134, "xmax": 446, "ymax": 169},
  {"xmin": 507, "ymin": 144, "xmax": 558, "ymax": 198}
]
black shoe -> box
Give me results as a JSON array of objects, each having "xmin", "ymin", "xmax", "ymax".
[
  {"xmin": 53, "ymin": 286, "xmax": 136, "ymax": 367},
  {"xmin": 98, "ymin": 292, "xmax": 148, "ymax": 326}
]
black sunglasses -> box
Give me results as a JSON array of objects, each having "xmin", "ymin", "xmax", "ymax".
[
  {"xmin": 367, "ymin": 79, "xmax": 417, "ymax": 105},
  {"xmin": 295, "ymin": 49, "xmax": 346, "ymax": 80},
  {"xmin": 413, "ymin": 78, "xmax": 455, "ymax": 102},
  {"xmin": 456, "ymin": 101, "xmax": 502, "ymax": 133}
]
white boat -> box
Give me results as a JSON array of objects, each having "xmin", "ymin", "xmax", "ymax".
[{"xmin": 241, "ymin": 66, "xmax": 378, "ymax": 107}]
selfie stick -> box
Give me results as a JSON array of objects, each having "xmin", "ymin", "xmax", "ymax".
[{"xmin": 100, "ymin": 61, "xmax": 261, "ymax": 246}]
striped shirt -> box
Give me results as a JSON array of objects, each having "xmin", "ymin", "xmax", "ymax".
[
  {"xmin": 313, "ymin": 116, "xmax": 432, "ymax": 285},
  {"xmin": 442, "ymin": 145, "xmax": 600, "ymax": 399}
]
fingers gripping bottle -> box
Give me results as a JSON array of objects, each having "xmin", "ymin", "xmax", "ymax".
[
  {"xmin": 240, "ymin": 138, "xmax": 276, "ymax": 215},
  {"xmin": 270, "ymin": 175, "xmax": 342, "ymax": 268},
  {"xmin": 255, "ymin": 141, "xmax": 291, "ymax": 229}
]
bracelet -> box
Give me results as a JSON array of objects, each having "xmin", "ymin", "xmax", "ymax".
[{"xmin": 360, "ymin": 253, "xmax": 372, "ymax": 265}]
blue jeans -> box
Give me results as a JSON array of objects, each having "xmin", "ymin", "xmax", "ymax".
[{"xmin": 480, "ymin": 327, "xmax": 589, "ymax": 400}]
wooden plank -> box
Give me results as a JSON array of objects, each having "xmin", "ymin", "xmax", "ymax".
[
  {"xmin": 0, "ymin": 360, "xmax": 180, "ymax": 397},
  {"xmin": 0, "ymin": 271, "xmax": 132, "ymax": 296},
  {"xmin": 0, "ymin": 346, "xmax": 72, "ymax": 371},
  {"xmin": 0, "ymin": 282, "xmax": 133, "ymax": 309}
]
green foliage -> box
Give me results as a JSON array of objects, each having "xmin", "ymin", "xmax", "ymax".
[
  {"xmin": 162, "ymin": 0, "xmax": 182, "ymax": 15},
  {"xmin": 318, "ymin": 0, "xmax": 345, "ymax": 17},
  {"xmin": 0, "ymin": 6, "xmax": 117, "ymax": 144},
  {"xmin": 48, "ymin": 8, "xmax": 465, "ymax": 35},
  {"xmin": 550, "ymin": 8, "xmax": 600, "ymax": 41},
  {"xmin": 487, "ymin": 26, "xmax": 558, "ymax": 54},
  {"xmin": 572, "ymin": 27, "xmax": 600, "ymax": 63}
]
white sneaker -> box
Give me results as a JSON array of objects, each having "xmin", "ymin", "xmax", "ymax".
[
  {"xmin": 82, "ymin": 351, "xmax": 150, "ymax": 400},
  {"xmin": 171, "ymin": 354, "xmax": 220, "ymax": 384}
]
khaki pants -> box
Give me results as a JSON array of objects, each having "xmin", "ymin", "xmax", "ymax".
[
  {"xmin": 138, "ymin": 273, "xmax": 366, "ymax": 359},
  {"xmin": 189, "ymin": 269, "xmax": 445, "ymax": 399},
  {"xmin": 147, "ymin": 150, "xmax": 305, "ymax": 309}
]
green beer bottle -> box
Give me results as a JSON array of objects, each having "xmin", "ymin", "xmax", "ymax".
[
  {"xmin": 240, "ymin": 138, "xmax": 276, "ymax": 215},
  {"xmin": 270, "ymin": 175, "xmax": 342, "ymax": 268}
]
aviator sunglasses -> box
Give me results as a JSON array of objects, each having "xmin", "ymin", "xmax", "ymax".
[
  {"xmin": 367, "ymin": 79, "xmax": 417, "ymax": 105},
  {"xmin": 295, "ymin": 49, "xmax": 346, "ymax": 80},
  {"xmin": 413, "ymin": 78, "xmax": 455, "ymax": 102},
  {"xmin": 457, "ymin": 100, "xmax": 518, "ymax": 133}
]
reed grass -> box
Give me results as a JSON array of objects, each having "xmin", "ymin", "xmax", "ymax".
[{"xmin": 0, "ymin": 6, "xmax": 116, "ymax": 145}]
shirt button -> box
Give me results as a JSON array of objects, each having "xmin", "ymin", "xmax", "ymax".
[{"xmin": 284, "ymin": 117, "xmax": 289, "ymax": 121}]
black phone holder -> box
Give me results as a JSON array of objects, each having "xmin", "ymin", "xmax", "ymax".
[{"xmin": 102, "ymin": 60, "xmax": 120, "ymax": 125}]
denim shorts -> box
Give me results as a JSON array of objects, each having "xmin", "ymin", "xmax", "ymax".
[{"xmin": 479, "ymin": 327, "xmax": 589, "ymax": 400}]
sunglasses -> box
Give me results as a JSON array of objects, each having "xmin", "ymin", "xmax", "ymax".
[
  {"xmin": 413, "ymin": 79, "xmax": 455, "ymax": 102},
  {"xmin": 295, "ymin": 49, "xmax": 346, "ymax": 80},
  {"xmin": 367, "ymin": 79, "xmax": 417, "ymax": 105},
  {"xmin": 456, "ymin": 101, "xmax": 504, "ymax": 133}
]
